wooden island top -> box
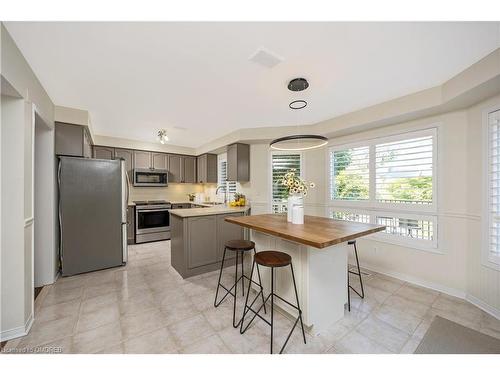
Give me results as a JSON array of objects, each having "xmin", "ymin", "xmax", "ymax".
[{"xmin": 225, "ymin": 214, "xmax": 386, "ymax": 249}]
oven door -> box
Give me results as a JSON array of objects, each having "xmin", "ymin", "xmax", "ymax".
[{"xmin": 135, "ymin": 208, "xmax": 170, "ymax": 234}]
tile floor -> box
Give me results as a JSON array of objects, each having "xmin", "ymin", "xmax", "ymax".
[{"xmin": 3, "ymin": 240, "xmax": 500, "ymax": 354}]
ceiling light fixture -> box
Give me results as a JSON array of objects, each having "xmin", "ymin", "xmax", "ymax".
[
  {"xmin": 269, "ymin": 78, "xmax": 328, "ymax": 151},
  {"xmin": 157, "ymin": 129, "xmax": 169, "ymax": 144}
]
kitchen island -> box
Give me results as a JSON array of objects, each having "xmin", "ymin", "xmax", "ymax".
[
  {"xmin": 170, "ymin": 205, "xmax": 250, "ymax": 278},
  {"xmin": 225, "ymin": 214, "xmax": 385, "ymax": 332}
]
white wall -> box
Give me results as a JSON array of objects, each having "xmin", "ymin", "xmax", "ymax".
[
  {"xmin": 1, "ymin": 95, "xmax": 30, "ymax": 339},
  {"xmin": 1, "ymin": 22, "xmax": 56, "ymax": 340}
]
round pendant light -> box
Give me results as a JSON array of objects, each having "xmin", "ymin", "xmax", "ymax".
[
  {"xmin": 270, "ymin": 134, "xmax": 328, "ymax": 151},
  {"xmin": 269, "ymin": 78, "xmax": 328, "ymax": 151}
]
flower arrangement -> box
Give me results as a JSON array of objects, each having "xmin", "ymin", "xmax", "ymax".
[
  {"xmin": 282, "ymin": 169, "xmax": 315, "ymax": 197},
  {"xmin": 187, "ymin": 193, "xmax": 196, "ymax": 202}
]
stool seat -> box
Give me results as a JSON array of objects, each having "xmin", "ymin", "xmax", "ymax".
[
  {"xmin": 225, "ymin": 239, "xmax": 255, "ymax": 251},
  {"xmin": 255, "ymin": 251, "xmax": 291, "ymax": 268}
]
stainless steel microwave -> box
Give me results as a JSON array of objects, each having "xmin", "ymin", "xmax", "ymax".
[{"xmin": 133, "ymin": 168, "xmax": 169, "ymax": 187}]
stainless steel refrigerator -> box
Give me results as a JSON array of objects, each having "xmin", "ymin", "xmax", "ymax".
[{"xmin": 58, "ymin": 156, "xmax": 128, "ymax": 276}]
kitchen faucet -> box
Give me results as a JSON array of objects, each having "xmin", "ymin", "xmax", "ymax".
[{"xmin": 215, "ymin": 185, "xmax": 228, "ymax": 204}]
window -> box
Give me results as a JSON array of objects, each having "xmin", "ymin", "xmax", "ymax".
[
  {"xmin": 328, "ymin": 128, "xmax": 437, "ymax": 249},
  {"xmin": 486, "ymin": 109, "xmax": 500, "ymax": 266},
  {"xmin": 330, "ymin": 146, "xmax": 369, "ymax": 201},
  {"xmin": 271, "ymin": 152, "xmax": 301, "ymax": 213},
  {"xmin": 217, "ymin": 154, "xmax": 236, "ymax": 199},
  {"xmin": 376, "ymin": 136, "xmax": 433, "ymax": 204}
]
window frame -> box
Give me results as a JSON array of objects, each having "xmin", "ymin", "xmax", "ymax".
[
  {"xmin": 482, "ymin": 107, "xmax": 500, "ymax": 270},
  {"xmin": 328, "ymin": 128, "xmax": 438, "ymax": 214},
  {"xmin": 269, "ymin": 150, "xmax": 304, "ymax": 213}
]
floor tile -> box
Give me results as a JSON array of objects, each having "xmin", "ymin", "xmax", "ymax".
[
  {"xmin": 120, "ymin": 308, "xmax": 168, "ymax": 340},
  {"xmin": 335, "ymin": 330, "xmax": 394, "ymax": 354},
  {"xmin": 399, "ymin": 336, "xmax": 422, "ymax": 354},
  {"xmin": 168, "ymin": 314, "xmax": 216, "ymax": 348},
  {"xmin": 122, "ymin": 327, "xmax": 177, "ymax": 353},
  {"xmin": 36, "ymin": 299, "xmax": 81, "ymax": 323},
  {"xmin": 76, "ymin": 303, "xmax": 120, "ymax": 333},
  {"xmin": 179, "ymin": 334, "xmax": 231, "ymax": 354},
  {"xmin": 394, "ymin": 284, "xmax": 439, "ymax": 306},
  {"xmin": 72, "ymin": 322, "xmax": 123, "ymax": 354},
  {"xmin": 356, "ymin": 316, "xmax": 410, "ymax": 353},
  {"xmin": 373, "ymin": 304, "xmax": 423, "ymax": 334},
  {"xmin": 18, "ymin": 316, "xmax": 77, "ymax": 348}
]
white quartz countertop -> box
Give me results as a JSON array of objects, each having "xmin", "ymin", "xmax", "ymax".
[{"xmin": 169, "ymin": 205, "xmax": 249, "ymax": 218}]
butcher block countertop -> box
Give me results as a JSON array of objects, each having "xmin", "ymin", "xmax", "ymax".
[{"xmin": 225, "ymin": 214, "xmax": 386, "ymax": 249}]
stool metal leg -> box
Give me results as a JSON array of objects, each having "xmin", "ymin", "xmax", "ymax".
[
  {"xmin": 254, "ymin": 249, "xmax": 267, "ymax": 314},
  {"xmin": 232, "ymin": 250, "xmax": 239, "ymax": 328},
  {"xmin": 214, "ymin": 247, "xmax": 228, "ymax": 308},
  {"xmin": 270, "ymin": 267, "xmax": 274, "ymax": 354},
  {"xmin": 241, "ymin": 251, "xmax": 245, "ymax": 297},
  {"xmin": 348, "ymin": 241, "xmax": 365, "ymax": 300},
  {"xmin": 290, "ymin": 263, "xmax": 306, "ymax": 345}
]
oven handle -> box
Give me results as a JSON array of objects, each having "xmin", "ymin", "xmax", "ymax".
[{"xmin": 136, "ymin": 208, "xmax": 171, "ymax": 213}]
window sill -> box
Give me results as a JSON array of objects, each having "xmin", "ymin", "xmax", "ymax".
[{"xmin": 364, "ymin": 234, "xmax": 442, "ymax": 255}]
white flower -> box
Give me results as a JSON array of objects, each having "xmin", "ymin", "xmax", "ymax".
[{"xmin": 310, "ymin": 182, "xmax": 316, "ymax": 188}]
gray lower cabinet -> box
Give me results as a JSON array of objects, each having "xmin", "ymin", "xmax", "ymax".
[
  {"xmin": 127, "ymin": 206, "xmax": 135, "ymax": 244},
  {"xmin": 170, "ymin": 212, "xmax": 245, "ymax": 278},
  {"xmin": 171, "ymin": 203, "xmax": 192, "ymax": 209}
]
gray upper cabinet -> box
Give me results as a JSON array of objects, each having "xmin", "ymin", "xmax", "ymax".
[
  {"xmin": 93, "ymin": 146, "xmax": 115, "ymax": 160},
  {"xmin": 114, "ymin": 148, "xmax": 134, "ymax": 177},
  {"xmin": 197, "ymin": 154, "xmax": 217, "ymax": 183},
  {"xmin": 152, "ymin": 152, "xmax": 168, "ymax": 170},
  {"xmin": 55, "ymin": 122, "xmax": 92, "ymax": 157},
  {"xmin": 168, "ymin": 155, "xmax": 183, "ymax": 183},
  {"xmin": 227, "ymin": 143, "xmax": 250, "ymax": 182},
  {"xmin": 133, "ymin": 150, "xmax": 152, "ymax": 169},
  {"xmin": 184, "ymin": 156, "xmax": 197, "ymax": 183}
]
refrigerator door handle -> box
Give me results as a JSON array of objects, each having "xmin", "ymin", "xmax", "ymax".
[{"xmin": 58, "ymin": 160, "xmax": 63, "ymax": 263}]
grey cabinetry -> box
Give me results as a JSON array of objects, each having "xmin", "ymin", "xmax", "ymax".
[
  {"xmin": 187, "ymin": 216, "xmax": 218, "ymax": 269},
  {"xmin": 93, "ymin": 146, "xmax": 115, "ymax": 160},
  {"xmin": 197, "ymin": 154, "xmax": 217, "ymax": 183},
  {"xmin": 55, "ymin": 122, "xmax": 92, "ymax": 157},
  {"xmin": 216, "ymin": 213, "xmax": 243, "ymax": 261},
  {"xmin": 133, "ymin": 150, "xmax": 152, "ymax": 169},
  {"xmin": 152, "ymin": 152, "xmax": 168, "ymax": 170},
  {"xmin": 127, "ymin": 206, "xmax": 135, "ymax": 244},
  {"xmin": 171, "ymin": 203, "xmax": 192, "ymax": 209},
  {"xmin": 168, "ymin": 155, "xmax": 183, "ymax": 182},
  {"xmin": 184, "ymin": 156, "xmax": 197, "ymax": 183},
  {"xmin": 114, "ymin": 149, "xmax": 134, "ymax": 177},
  {"xmin": 227, "ymin": 143, "xmax": 250, "ymax": 182},
  {"xmin": 170, "ymin": 211, "xmax": 246, "ymax": 278}
]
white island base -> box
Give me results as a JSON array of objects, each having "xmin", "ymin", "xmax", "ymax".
[{"xmin": 249, "ymin": 230, "xmax": 348, "ymax": 333}]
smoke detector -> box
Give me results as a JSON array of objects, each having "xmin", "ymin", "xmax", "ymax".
[{"xmin": 249, "ymin": 47, "xmax": 283, "ymax": 68}]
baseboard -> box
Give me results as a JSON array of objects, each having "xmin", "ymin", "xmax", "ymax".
[
  {"xmin": 360, "ymin": 262, "xmax": 467, "ymax": 299},
  {"xmin": 0, "ymin": 313, "xmax": 33, "ymax": 342},
  {"xmin": 466, "ymin": 294, "xmax": 500, "ymax": 320}
]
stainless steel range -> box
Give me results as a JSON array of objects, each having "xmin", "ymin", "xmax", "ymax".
[{"xmin": 134, "ymin": 200, "xmax": 172, "ymax": 243}]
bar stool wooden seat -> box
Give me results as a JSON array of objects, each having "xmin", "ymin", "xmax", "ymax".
[
  {"xmin": 214, "ymin": 239, "xmax": 266, "ymax": 328},
  {"xmin": 240, "ymin": 250, "xmax": 306, "ymax": 354},
  {"xmin": 347, "ymin": 240, "xmax": 365, "ymax": 311}
]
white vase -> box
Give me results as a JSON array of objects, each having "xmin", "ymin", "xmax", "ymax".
[
  {"xmin": 287, "ymin": 194, "xmax": 302, "ymax": 222},
  {"xmin": 292, "ymin": 205, "xmax": 304, "ymax": 224}
]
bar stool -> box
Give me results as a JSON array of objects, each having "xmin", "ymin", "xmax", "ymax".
[
  {"xmin": 240, "ymin": 250, "xmax": 306, "ymax": 354},
  {"xmin": 347, "ymin": 240, "xmax": 365, "ymax": 311},
  {"xmin": 214, "ymin": 240, "xmax": 266, "ymax": 328}
]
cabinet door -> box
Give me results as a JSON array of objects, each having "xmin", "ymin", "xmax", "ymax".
[
  {"xmin": 93, "ymin": 146, "xmax": 115, "ymax": 160},
  {"xmin": 115, "ymin": 149, "xmax": 134, "ymax": 178},
  {"xmin": 133, "ymin": 150, "xmax": 151, "ymax": 169},
  {"xmin": 168, "ymin": 155, "xmax": 182, "ymax": 183},
  {"xmin": 187, "ymin": 216, "xmax": 218, "ymax": 269},
  {"xmin": 216, "ymin": 213, "xmax": 244, "ymax": 261},
  {"xmin": 152, "ymin": 153, "xmax": 168, "ymax": 170},
  {"xmin": 184, "ymin": 156, "xmax": 197, "ymax": 183},
  {"xmin": 55, "ymin": 122, "xmax": 85, "ymax": 157},
  {"xmin": 127, "ymin": 207, "xmax": 135, "ymax": 244},
  {"xmin": 197, "ymin": 155, "xmax": 206, "ymax": 183},
  {"xmin": 206, "ymin": 154, "xmax": 218, "ymax": 183},
  {"xmin": 227, "ymin": 144, "xmax": 238, "ymax": 181}
]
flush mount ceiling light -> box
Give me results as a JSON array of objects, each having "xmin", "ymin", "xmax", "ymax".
[
  {"xmin": 157, "ymin": 129, "xmax": 169, "ymax": 144},
  {"xmin": 269, "ymin": 78, "xmax": 328, "ymax": 151}
]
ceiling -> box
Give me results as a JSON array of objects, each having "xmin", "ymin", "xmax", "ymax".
[{"xmin": 5, "ymin": 22, "xmax": 500, "ymax": 148}]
